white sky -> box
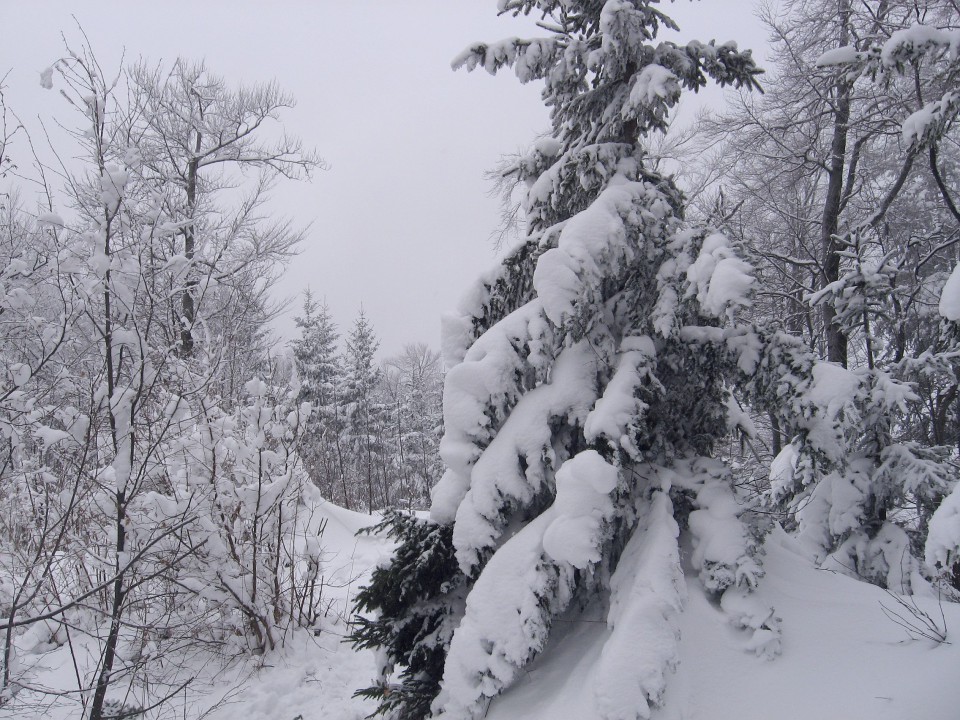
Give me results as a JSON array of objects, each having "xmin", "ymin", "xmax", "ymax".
[{"xmin": 2, "ymin": 0, "xmax": 770, "ymax": 358}]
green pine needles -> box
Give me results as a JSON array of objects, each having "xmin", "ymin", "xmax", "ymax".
[{"xmin": 349, "ymin": 512, "xmax": 466, "ymax": 719}]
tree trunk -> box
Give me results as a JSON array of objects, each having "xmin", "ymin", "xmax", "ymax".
[
  {"xmin": 88, "ymin": 494, "xmax": 127, "ymax": 720},
  {"xmin": 331, "ymin": 387, "xmax": 350, "ymax": 510},
  {"xmin": 396, "ymin": 394, "xmax": 408, "ymax": 506},
  {"xmin": 769, "ymin": 412, "xmax": 783, "ymax": 457},
  {"xmin": 89, "ymin": 182, "xmax": 129, "ymax": 720},
  {"xmin": 820, "ymin": 0, "xmax": 852, "ymax": 367},
  {"xmin": 179, "ymin": 126, "xmax": 202, "ymax": 356}
]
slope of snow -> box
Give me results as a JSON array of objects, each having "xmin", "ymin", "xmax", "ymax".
[
  {"xmin": 314, "ymin": 498, "xmax": 393, "ymax": 590},
  {"xmin": 202, "ymin": 501, "xmax": 390, "ymax": 720},
  {"xmin": 485, "ymin": 526, "xmax": 960, "ymax": 720}
]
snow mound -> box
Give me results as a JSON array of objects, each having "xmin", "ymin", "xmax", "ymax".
[
  {"xmin": 939, "ymin": 263, "xmax": 960, "ymax": 321},
  {"xmin": 484, "ymin": 527, "xmax": 960, "ymax": 720},
  {"xmin": 926, "ymin": 482, "xmax": 960, "ymax": 570}
]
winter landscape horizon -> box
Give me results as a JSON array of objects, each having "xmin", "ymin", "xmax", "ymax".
[{"xmin": 2, "ymin": 1, "xmax": 960, "ymax": 719}]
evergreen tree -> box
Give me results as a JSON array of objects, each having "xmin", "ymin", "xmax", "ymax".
[
  {"xmin": 292, "ymin": 291, "xmax": 350, "ymax": 506},
  {"xmin": 345, "ymin": 309, "xmax": 388, "ymax": 512},
  {"xmin": 351, "ymin": 3, "xmax": 770, "ymax": 718},
  {"xmin": 351, "ymin": 511, "xmax": 465, "ymax": 719}
]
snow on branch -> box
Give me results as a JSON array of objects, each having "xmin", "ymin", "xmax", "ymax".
[{"xmin": 816, "ymin": 23, "xmax": 960, "ymax": 151}]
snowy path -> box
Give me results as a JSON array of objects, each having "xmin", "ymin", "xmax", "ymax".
[
  {"xmin": 203, "ymin": 625, "xmax": 378, "ymax": 720},
  {"xmin": 203, "ymin": 501, "xmax": 390, "ymax": 720}
]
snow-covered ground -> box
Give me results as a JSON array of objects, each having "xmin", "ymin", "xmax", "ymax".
[{"xmin": 9, "ymin": 501, "xmax": 959, "ymax": 720}]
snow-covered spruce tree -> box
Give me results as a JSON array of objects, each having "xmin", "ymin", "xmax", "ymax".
[
  {"xmin": 352, "ymin": 3, "xmax": 771, "ymax": 718},
  {"xmin": 292, "ymin": 291, "xmax": 350, "ymax": 506},
  {"xmin": 345, "ymin": 309, "xmax": 389, "ymax": 512},
  {"xmin": 733, "ymin": 323, "xmax": 953, "ymax": 593},
  {"xmin": 351, "ymin": 510, "xmax": 465, "ymax": 719},
  {"xmin": 658, "ymin": 3, "xmax": 959, "ymax": 593}
]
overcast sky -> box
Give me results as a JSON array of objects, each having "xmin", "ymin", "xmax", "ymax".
[{"xmin": 2, "ymin": 0, "xmax": 770, "ymax": 359}]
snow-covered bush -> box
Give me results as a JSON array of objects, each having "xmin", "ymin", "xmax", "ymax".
[
  {"xmin": 165, "ymin": 379, "xmax": 323, "ymax": 653},
  {"xmin": 797, "ymin": 18, "xmax": 960, "ymax": 589},
  {"xmin": 740, "ymin": 327, "xmax": 953, "ymax": 592}
]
